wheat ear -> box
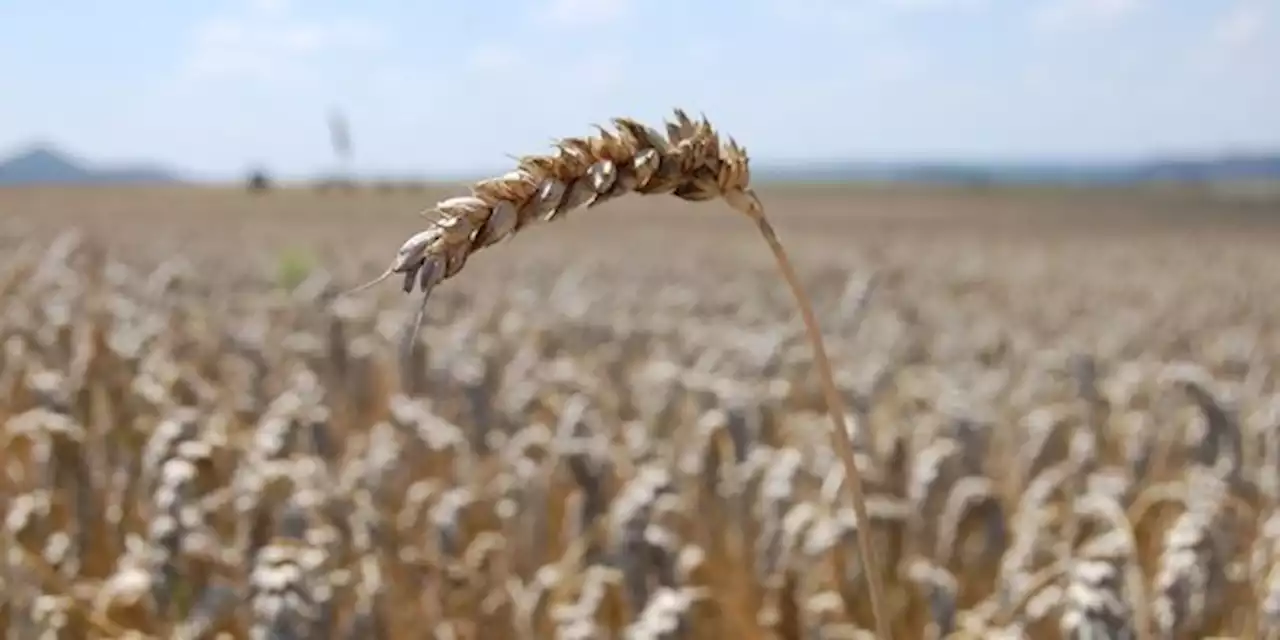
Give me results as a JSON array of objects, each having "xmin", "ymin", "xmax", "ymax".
[{"xmin": 350, "ymin": 109, "xmax": 891, "ymax": 640}]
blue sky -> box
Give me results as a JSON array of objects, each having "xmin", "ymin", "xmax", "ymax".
[{"xmin": 1, "ymin": 0, "xmax": 1277, "ymax": 179}]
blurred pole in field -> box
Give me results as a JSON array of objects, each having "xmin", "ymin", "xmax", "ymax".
[{"xmin": 329, "ymin": 109, "xmax": 353, "ymax": 187}]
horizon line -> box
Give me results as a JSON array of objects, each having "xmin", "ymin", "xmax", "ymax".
[{"xmin": 3, "ymin": 140, "xmax": 1280, "ymax": 184}]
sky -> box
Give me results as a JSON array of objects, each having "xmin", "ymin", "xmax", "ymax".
[{"xmin": 0, "ymin": 0, "xmax": 1277, "ymax": 180}]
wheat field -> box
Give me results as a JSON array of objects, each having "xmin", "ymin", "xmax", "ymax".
[{"xmin": 2, "ymin": 180, "xmax": 1279, "ymax": 639}]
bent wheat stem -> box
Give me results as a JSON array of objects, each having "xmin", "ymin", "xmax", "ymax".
[
  {"xmin": 744, "ymin": 212, "xmax": 890, "ymax": 640},
  {"xmin": 351, "ymin": 109, "xmax": 891, "ymax": 640}
]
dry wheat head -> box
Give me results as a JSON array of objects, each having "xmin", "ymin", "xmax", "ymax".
[
  {"xmin": 349, "ymin": 109, "xmax": 760, "ymax": 361},
  {"xmin": 364, "ymin": 109, "xmax": 754, "ymax": 295}
]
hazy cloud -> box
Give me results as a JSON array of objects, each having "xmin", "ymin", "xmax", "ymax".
[
  {"xmin": 1030, "ymin": 0, "xmax": 1147, "ymax": 32},
  {"xmin": 758, "ymin": 0, "xmax": 882, "ymax": 31},
  {"xmin": 881, "ymin": 0, "xmax": 991, "ymax": 13},
  {"xmin": 467, "ymin": 44, "xmax": 525, "ymax": 74},
  {"xmin": 1190, "ymin": 0, "xmax": 1277, "ymax": 74},
  {"xmin": 185, "ymin": 0, "xmax": 385, "ymax": 81},
  {"xmin": 1209, "ymin": 0, "xmax": 1273, "ymax": 51},
  {"xmin": 541, "ymin": 0, "xmax": 631, "ymax": 28},
  {"xmin": 859, "ymin": 44, "xmax": 930, "ymax": 82}
]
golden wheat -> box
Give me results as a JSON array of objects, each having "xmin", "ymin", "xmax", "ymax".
[{"xmin": 3, "ymin": 182, "xmax": 1280, "ymax": 639}]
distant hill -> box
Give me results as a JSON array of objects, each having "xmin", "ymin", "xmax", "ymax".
[
  {"xmin": 753, "ymin": 153, "xmax": 1280, "ymax": 186},
  {"xmin": 0, "ymin": 145, "xmax": 182, "ymax": 186},
  {"xmin": 1127, "ymin": 155, "xmax": 1280, "ymax": 183}
]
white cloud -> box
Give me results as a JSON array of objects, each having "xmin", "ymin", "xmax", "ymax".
[
  {"xmin": 184, "ymin": 0, "xmax": 385, "ymax": 81},
  {"xmin": 1030, "ymin": 0, "xmax": 1147, "ymax": 32},
  {"xmin": 467, "ymin": 43, "xmax": 622, "ymax": 95},
  {"xmin": 247, "ymin": 0, "xmax": 290, "ymax": 17},
  {"xmin": 881, "ymin": 0, "xmax": 990, "ymax": 12},
  {"xmin": 541, "ymin": 0, "xmax": 631, "ymax": 28},
  {"xmin": 758, "ymin": 0, "xmax": 884, "ymax": 32},
  {"xmin": 467, "ymin": 44, "xmax": 525, "ymax": 74},
  {"xmin": 764, "ymin": 0, "xmax": 986, "ymax": 20},
  {"xmin": 859, "ymin": 44, "xmax": 930, "ymax": 82},
  {"xmin": 1208, "ymin": 1, "xmax": 1273, "ymax": 51},
  {"xmin": 1191, "ymin": 0, "xmax": 1277, "ymax": 72}
]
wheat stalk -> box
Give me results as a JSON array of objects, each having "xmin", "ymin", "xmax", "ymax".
[{"xmin": 348, "ymin": 108, "xmax": 892, "ymax": 639}]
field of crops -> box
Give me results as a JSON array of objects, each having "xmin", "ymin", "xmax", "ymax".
[{"xmin": 2, "ymin": 183, "xmax": 1279, "ymax": 639}]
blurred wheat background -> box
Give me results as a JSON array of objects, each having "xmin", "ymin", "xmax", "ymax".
[{"xmin": 2, "ymin": 183, "xmax": 1279, "ymax": 639}]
